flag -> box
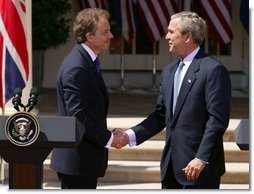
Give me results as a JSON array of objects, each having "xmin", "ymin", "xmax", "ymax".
[
  {"xmin": 111, "ymin": 0, "xmax": 136, "ymax": 44},
  {"xmin": 197, "ymin": 0, "xmax": 233, "ymax": 44},
  {"xmin": 121, "ymin": 0, "xmax": 136, "ymax": 44},
  {"xmin": 78, "ymin": 0, "xmax": 109, "ymax": 10},
  {"xmin": 240, "ymin": 0, "xmax": 249, "ymax": 33},
  {"xmin": 0, "ymin": 0, "xmax": 29, "ymax": 109},
  {"xmin": 136, "ymin": 0, "xmax": 178, "ymax": 43}
]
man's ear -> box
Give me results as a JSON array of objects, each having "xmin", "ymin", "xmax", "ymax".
[
  {"xmin": 185, "ymin": 32, "xmax": 192, "ymax": 43},
  {"xmin": 85, "ymin": 32, "xmax": 93, "ymax": 42}
]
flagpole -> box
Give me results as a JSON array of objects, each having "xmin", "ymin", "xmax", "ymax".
[
  {"xmin": 1, "ymin": 106, "xmax": 4, "ymax": 116},
  {"xmin": 149, "ymin": 42, "xmax": 158, "ymax": 92},
  {"xmin": 216, "ymin": 42, "xmax": 220, "ymax": 61},
  {"xmin": 119, "ymin": 36, "xmax": 126, "ymax": 91},
  {"xmin": 205, "ymin": 38, "xmax": 208, "ymax": 53},
  {"xmin": 241, "ymin": 27, "xmax": 249, "ymax": 92},
  {"xmin": 0, "ymin": 106, "xmax": 4, "ymax": 185}
]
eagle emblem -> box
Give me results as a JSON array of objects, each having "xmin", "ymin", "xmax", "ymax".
[
  {"xmin": 5, "ymin": 112, "xmax": 40, "ymax": 146},
  {"xmin": 13, "ymin": 118, "xmax": 33, "ymax": 141}
]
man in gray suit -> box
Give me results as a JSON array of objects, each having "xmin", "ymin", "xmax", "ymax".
[
  {"xmin": 115, "ymin": 11, "xmax": 231, "ymax": 189},
  {"xmin": 50, "ymin": 8, "xmax": 126, "ymax": 189}
]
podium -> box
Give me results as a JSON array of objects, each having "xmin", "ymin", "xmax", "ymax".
[
  {"xmin": 0, "ymin": 115, "xmax": 85, "ymax": 189},
  {"xmin": 235, "ymin": 119, "xmax": 249, "ymax": 150}
]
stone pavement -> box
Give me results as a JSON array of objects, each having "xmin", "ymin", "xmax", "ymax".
[
  {"xmin": 37, "ymin": 88, "xmax": 249, "ymax": 119},
  {"xmin": 0, "ymin": 180, "xmax": 250, "ymax": 190},
  {"xmin": 0, "ymin": 88, "xmax": 249, "ymax": 190},
  {"xmin": 40, "ymin": 88, "xmax": 250, "ymax": 190}
]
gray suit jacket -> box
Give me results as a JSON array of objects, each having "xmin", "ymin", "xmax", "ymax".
[
  {"xmin": 50, "ymin": 44, "xmax": 111, "ymax": 177},
  {"xmin": 132, "ymin": 49, "xmax": 231, "ymax": 185}
]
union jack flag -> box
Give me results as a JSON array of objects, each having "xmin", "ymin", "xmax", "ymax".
[{"xmin": 0, "ymin": 0, "xmax": 29, "ymax": 109}]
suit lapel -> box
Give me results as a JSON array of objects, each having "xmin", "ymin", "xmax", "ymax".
[
  {"xmin": 98, "ymin": 73, "xmax": 109, "ymax": 102},
  {"xmin": 77, "ymin": 44, "xmax": 109, "ymax": 101}
]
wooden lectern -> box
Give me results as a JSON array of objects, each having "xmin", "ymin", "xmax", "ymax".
[{"xmin": 0, "ymin": 115, "xmax": 85, "ymax": 189}]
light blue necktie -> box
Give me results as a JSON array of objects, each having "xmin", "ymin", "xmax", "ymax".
[
  {"xmin": 173, "ymin": 61, "xmax": 185, "ymax": 114},
  {"xmin": 94, "ymin": 58, "xmax": 100, "ymax": 75}
]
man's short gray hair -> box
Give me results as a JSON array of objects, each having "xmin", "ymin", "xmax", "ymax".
[{"xmin": 171, "ymin": 11, "xmax": 207, "ymax": 46}]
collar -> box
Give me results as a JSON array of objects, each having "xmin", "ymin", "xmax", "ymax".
[
  {"xmin": 182, "ymin": 47, "xmax": 200, "ymax": 67},
  {"xmin": 81, "ymin": 43, "xmax": 97, "ymax": 61}
]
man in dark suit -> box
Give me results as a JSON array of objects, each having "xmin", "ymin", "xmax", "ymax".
[
  {"xmin": 115, "ymin": 11, "xmax": 231, "ymax": 189},
  {"xmin": 50, "ymin": 8, "xmax": 126, "ymax": 189}
]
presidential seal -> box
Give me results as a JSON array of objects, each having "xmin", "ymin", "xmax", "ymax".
[{"xmin": 5, "ymin": 112, "xmax": 40, "ymax": 146}]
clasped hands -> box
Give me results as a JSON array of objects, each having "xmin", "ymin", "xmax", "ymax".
[{"xmin": 111, "ymin": 128, "xmax": 129, "ymax": 149}]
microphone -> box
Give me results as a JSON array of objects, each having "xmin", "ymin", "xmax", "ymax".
[
  {"xmin": 12, "ymin": 88, "xmax": 22, "ymax": 111},
  {"xmin": 27, "ymin": 87, "xmax": 38, "ymax": 112}
]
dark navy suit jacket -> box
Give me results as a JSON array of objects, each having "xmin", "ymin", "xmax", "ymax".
[
  {"xmin": 50, "ymin": 44, "xmax": 111, "ymax": 177},
  {"xmin": 132, "ymin": 49, "xmax": 231, "ymax": 185}
]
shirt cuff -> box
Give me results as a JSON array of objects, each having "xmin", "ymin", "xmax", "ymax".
[
  {"xmin": 126, "ymin": 129, "xmax": 137, "ymax": 147},
  {"xmin": 196, "ymin": 157, "xmax": 209, "ymax": 164},
  {"xmin": 105, "ymin": 132, "xmax": 114, "ymax": 148}
]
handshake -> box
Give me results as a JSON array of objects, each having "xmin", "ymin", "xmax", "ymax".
[{"xmin": 111, "ymin": 128, "xmax": 129, "ymax": 149}]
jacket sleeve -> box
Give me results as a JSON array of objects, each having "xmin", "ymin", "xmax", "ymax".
[
  {"xmin": 59, "ymin": 62, "xmax": 111, "ymax": 148},
  {"xmin": 196, "ymin": 64, "xmax": 231, "ymax": 161},
  {"xmin": 132, "ymin": 72, "xmax": 167, "ymax": 145}
]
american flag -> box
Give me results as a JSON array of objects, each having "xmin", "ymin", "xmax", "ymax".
[
  {"xmin": 136, "ymin": 0, "xmax": 178, "ymax": 43},
  {"xmin": 121, "ymin": 0, "xmax": 136, "ymax": 44},
  {"xmin": 198, "ymin": 0, "xmax": 233, "ymax": 44},
  {"xmin": 78, "ymin": 0, "xmax": 109, "ymax": 10},
  {"xmin": 111, "ymin": 0, "xmax": 136, "ymax": 44},
  {"xmin": 0, "ymin": 0, "xmax": 29, "ymax": 109}
]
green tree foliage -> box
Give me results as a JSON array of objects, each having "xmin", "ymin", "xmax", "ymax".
[{"xmin": 32, "ymin": 0, "xmax": 72, "ymax": 50}]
